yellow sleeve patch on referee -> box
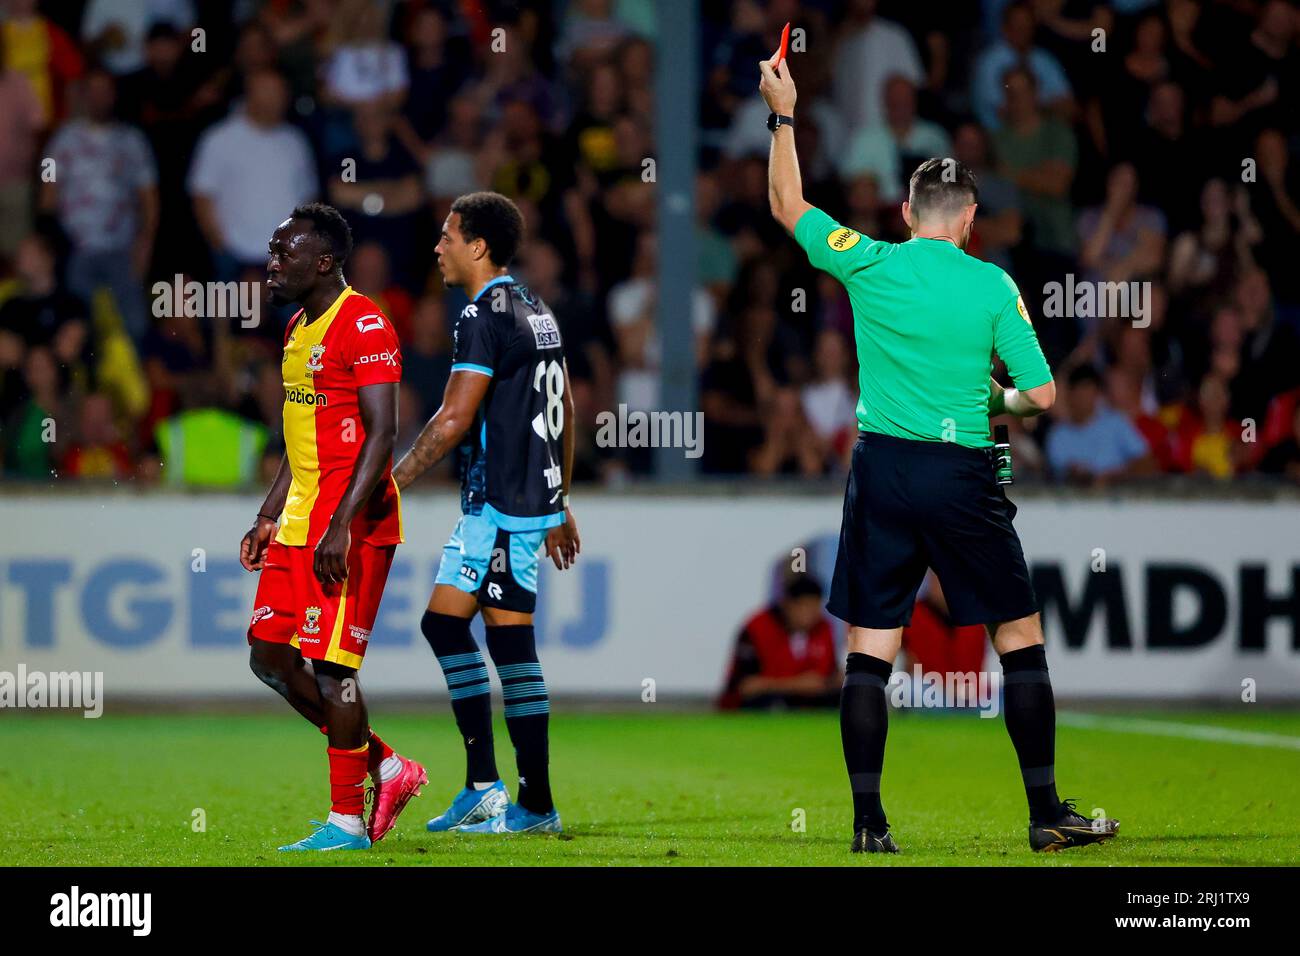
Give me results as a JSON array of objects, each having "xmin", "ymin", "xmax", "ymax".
[
  {"xmin": 1016, "ymin": 295, "xmax": 1031, "ymax": 324},
  {"xmin": 827, "ymin": 228, "xmax": 861, "ymax": 252}
]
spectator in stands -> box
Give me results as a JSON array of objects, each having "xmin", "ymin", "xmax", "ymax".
[
  {"xmin": 423, "ymin": 95, "xmax": 486, "ymax": 219},
  {"xmin": 1259, "ymin": 404, "xmax": 1300, "ymax": 483},
  {"xmin": 1046, "ymin": 364, "xmax": 1154, "ymax": 484},
  {"xmin": 1131, "ymin": 81, "xmax": 1208, "ymax": 236},
  {"xmin": 557, "ymin": 0, "xmax": 637, "ymax": 70},
  {"xmin": 1088, "ymin": 10, "xmax": 1172, "ymax": 159},
  {"xmin": 696, "ymin": 171, "xmax": 739, "ymax": 297},
  {"xmin": 328, "ymin": 111, "xmax": 424, "ymax": 285},
  {"xmin": 395, "ymin": 6, "xmax": 468, "ymax": 162},
  {"xmin": 1170, "ymin": 374, "xmax": 1243, "ymax": 479},
  {"xmin": 800, "ymin": 329, "xmax": 857, "ymax": 473},
  {"xmin": 117, "ymin": 22, "xmax": 212, "ymax": 281},
  {"xmin": 839, "ymin": 74, "xmax": 950, "ymax": 206},
  {"xmin": 81, "ymin": 0, "xmax": 195, "ymax": 76},
  {"xmin": 1232, "ymin": 269, "xmax": 1300, "ymax": 426},
  {"xmin": 518, "ymin": 237, "xmax": 613, "ymax": 413},
  {"xmin": 138, "ymin": 287, "xmax": 213, "ymax": 446},
  {"xmin": 973, "ymin": 1, "xmax": 1073, "ymax": 130},
  {"xmin": 0, "ymin": 30, "xmax": 44, "ymax": 258},
  {"xmin": 61, "ymin": 391, "xmax": 131, "ymax": 479},
  {"xmin": 1078, "ymin": 163, "xmax": 1167, "ymax": 287},
  {"xmin": 952, "ymin": 121, "xmax": 1022, "ymax": 270},
  {"xmin": 700, "ymin": 328, "xmax": 764, "ymax": 476},
  {"xmin": 992, "ymin": 65, "xmax": 1077, "ymax": 259},
  {"xmin": 1167, "ymin": 178, "xmax": 1262, "ymax": 304},
  {"xmin": 751, "ymin": 384, "xmax": 825, "ymax": 478},
  {"xmin": 153, "ymin": 382, "xmax": 267, "ymax": 488},
  {"xmin": 477, "ymin": 24, "xmax": 563, "ymax": 131},
  {"xmin": 400, "ymin": 294, "xmax": 452, "ymax": 426},
  {"xmin": 1250, "ymin": 129, "xmax": 1300, "ymax": 315},
  {"xmin": 188, "ymin": 69, "xmax": 317, "ymax": 282},
  {"xmin": 346, "ymin": 242, "xmax": 413, "ymax": 343},
  {"xmin": 608, "ymin": 232, "xmax": 714, "ymax": 427},
  {"xmin": 2, "ymin": 0, "xmax": 84, "ymax": 127},
  {"xmin": 718, "ymin": 573, "xmax": 840, "ymax": 711},
  {"xmin": 830, "ymin": 0, "xmax": 924, "ymax": 133},
  {"xmin": 43, "ymin": 67, "xmax": 157, "ymax": 342},
  {"xmin": 1208, "ymin": 0, "xmax": 1295, "ymax": 137},
  {"xmin": 321, "ymin": 0, "xmax": 408, "ymax": 114},
  {"xmin": 0, "ymin": 234, "xmax": 92, "ymax": 385},
  {"xmin": 1106, "ymin": 366, "xmax": 1176, "ymax": 472},
  {"xmin": 4, "ymin": 345, "xmax": 67, "ymax": 478}
]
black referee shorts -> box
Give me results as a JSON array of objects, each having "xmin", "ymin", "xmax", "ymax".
[{"xmin": 828, "ymin": 431, "xmax": 1039, "ymax": 629}]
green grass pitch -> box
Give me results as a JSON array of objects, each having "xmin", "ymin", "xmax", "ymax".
[{"xmin": 3, "ymin": 709, "xmax": 1298, "ymax": 866}]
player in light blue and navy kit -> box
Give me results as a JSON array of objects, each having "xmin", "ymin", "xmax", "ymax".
[
  {"xmin": 444, "ymin": 274, "xmax": 568, "ymax": 611},
  {"xmin": 393, "ymin": 192, "xmax": 580, "ymax": 835}
]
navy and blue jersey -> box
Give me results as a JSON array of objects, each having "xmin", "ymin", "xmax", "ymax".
[{"xmin": 451, "ymin": 275, "xmax": 566, "ymax": 531}]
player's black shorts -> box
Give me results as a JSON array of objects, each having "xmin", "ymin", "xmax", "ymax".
[{"xmin": 828, "ymin": 431, "xmax": 1039, "ymax": 629}]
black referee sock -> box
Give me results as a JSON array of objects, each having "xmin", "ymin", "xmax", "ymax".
[
  {"xmin": 999, "ymin": 644, "xmax": 1061, "ymax": 823},
  {"xmin": 421, "ymin": 611, "xmax": 499, "ymax": 788},
  {"xmin": 486, "ymin": 624, "xmax": 553, "ymax": 815},
  {"xmin": 841, "ymin": 652, "xmax": 894, "ymax": 833}
]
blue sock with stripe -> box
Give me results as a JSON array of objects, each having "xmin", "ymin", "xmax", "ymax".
[
  {"xmin": 421, "ymin": 611, "xmax": 498, "ymax": 788},
  {"xmin": 486, "ymin": 624, "xmax": 552, "ymax": 814}
]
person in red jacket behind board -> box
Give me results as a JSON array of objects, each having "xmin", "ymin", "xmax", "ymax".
[
  {"xmin": 902, "ymin": 572, "xmax": 988, "ymax": 680},
  {"xmin": 719, "ymin": 574, "xmax": 841, "ymax": 710}
]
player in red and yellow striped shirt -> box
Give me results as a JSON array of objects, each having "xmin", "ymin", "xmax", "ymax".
[{"xmin": 239, "ymin": 204, "xmax": 425, "ymax": 851}]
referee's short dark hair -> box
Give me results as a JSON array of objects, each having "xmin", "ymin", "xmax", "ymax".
[
  {"xmin": 908, "ymin": 158, "xmax": 979, "ymax": 220},
  {"xmin": 451, "ymin": 191, "xmax": 525, "ymax": 267},
  {"xmin": 291, "ymin": 202, "xmax": 353, "ymax": 268}
]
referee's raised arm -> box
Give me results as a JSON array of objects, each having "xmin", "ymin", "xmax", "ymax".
[{"xmin": 758, "ymin": 58, "xmax": 810, "ymax": 234}]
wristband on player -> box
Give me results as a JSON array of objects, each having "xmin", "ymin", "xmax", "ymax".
[{"xmin": 256, "ymin": 512, "xmax": 278, "ymax": 523}]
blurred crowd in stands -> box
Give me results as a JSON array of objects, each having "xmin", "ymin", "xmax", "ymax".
[{"xmin": 1, "ymin": 0, "xmax": 1299, "ymax": 488}]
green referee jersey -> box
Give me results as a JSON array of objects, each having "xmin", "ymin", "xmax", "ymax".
[{"xmin": 794, "ymin": 206, "xmax": 1053, "ymax": 449}]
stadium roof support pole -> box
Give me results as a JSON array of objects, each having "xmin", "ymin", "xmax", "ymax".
[{"xmin": 653, "ymin": 0, "xmax": 699, "ymax": 481}]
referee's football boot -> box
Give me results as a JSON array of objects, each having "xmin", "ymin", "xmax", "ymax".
[
  {"xmin": 851, "ymin": 827, "xmax": 900, "ymax": 854},
  {"xmin": 1029, "ymin": 798, "xmax": 1119, "ymax": 852}
]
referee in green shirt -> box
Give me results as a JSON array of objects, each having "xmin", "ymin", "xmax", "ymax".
[{"xmin": 759, "ymin": 57, "xmax": 1119, "ymax": 855}]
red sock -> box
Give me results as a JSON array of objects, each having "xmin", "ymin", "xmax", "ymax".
[
  {"xmin": 327, "ymin": 745, "xmax": 369, "ymax": 815},
  {"xmin": 368, "ymin": 729, "xmax": 394, "ymax": 763}
]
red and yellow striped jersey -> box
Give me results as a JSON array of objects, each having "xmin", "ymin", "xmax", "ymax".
[{"xmin": 275, "ymin": 287, "xmax": 404, "ymax": 547}]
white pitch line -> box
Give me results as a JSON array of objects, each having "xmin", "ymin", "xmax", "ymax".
[{"xmin": 1059, "ymin": 712, "xmax": 1300, "ymax": 751}]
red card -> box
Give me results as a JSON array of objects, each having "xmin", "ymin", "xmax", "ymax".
[{"xmin": 770, "ymin": 21, "xmax": 791, "ymax": 66}]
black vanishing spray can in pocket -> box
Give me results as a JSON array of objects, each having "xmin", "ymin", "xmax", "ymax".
[{"xmin": 993, "ymin": 424, "xmax": 1013, "ymax": 485}]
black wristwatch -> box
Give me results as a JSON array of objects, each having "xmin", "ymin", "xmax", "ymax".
[{"xmin": 767, "ymin": 112, "xmax": 794, "ymax": 132}]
